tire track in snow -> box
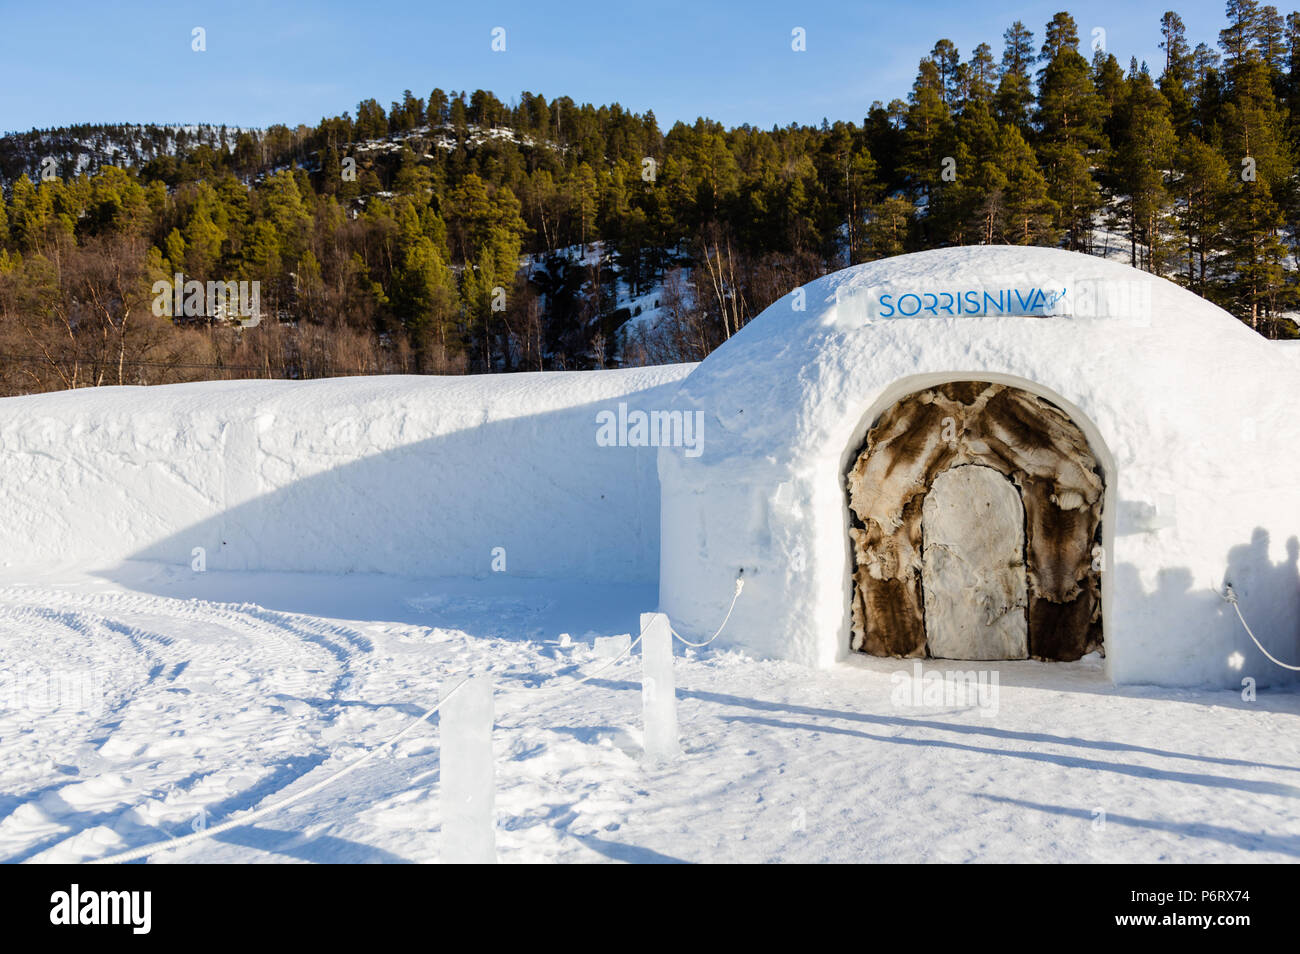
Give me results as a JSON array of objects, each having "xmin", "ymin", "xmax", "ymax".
[{"xmin": 0, "ymin": 586, "xmax": 379, "ymax": 862}]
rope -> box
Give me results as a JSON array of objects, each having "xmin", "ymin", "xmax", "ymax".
[
  {"xmin": 669, "ymin": 577, "xmax": 745, "ymax": 648},
  {"xmin": 1224, "ymin": 585, "xmax": 1300, "ymax": 672},
  {"xmin": 90, "ymin": 677, "xmax": 473, "ymax": 864}
]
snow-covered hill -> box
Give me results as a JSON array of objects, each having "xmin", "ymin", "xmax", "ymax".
[{"xmin": 0, "ymin": 123, "xmax": 246, "ymax": 184}]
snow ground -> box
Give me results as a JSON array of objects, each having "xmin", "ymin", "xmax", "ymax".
[{"xmin": 1, "ymin": 562, "xmax": 1297, "ymax": 864}]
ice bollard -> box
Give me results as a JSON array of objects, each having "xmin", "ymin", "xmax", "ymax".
[
  {"xmin": 640, "ymin": 612, "xmax": 680, "ymax": 762},
  {"xmin": 440, "ymin": 675, "xmax": 496, "ymax": 863}
]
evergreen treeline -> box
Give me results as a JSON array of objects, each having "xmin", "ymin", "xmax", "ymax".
[{"xmin": 1, "ymin": 3, "xmax": 1297, "ymax": 396}]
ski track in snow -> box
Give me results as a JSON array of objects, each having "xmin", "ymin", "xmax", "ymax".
[{"xmin": 0, "ymin": 573, "xmax": 1297, "ymax": 864}]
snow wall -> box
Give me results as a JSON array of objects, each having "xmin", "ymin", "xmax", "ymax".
[
  {"xmin": 0, "ymin": 366, "xmax": 693, "ymax": 584},
  {"xmin": 659, "ymin": 246, "xmax": 1300, "ymax": 688}
]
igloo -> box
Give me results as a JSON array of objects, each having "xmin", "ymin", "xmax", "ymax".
[{"xmin": 658, "ymin": 246, "xmax": 1300, "ymax": 688}]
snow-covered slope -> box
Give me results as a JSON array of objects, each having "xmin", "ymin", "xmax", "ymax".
[{"xmin": 0, "ymin": 366, "xmax": 692, "ymax": 583}]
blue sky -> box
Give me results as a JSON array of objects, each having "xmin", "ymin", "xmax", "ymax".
[{"xmin": 0, "ymin": 1, "xmax": 1235, "ymax": 134}]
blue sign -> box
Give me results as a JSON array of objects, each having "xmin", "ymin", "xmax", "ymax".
[{"xmin": 876, "ymin": 287, "xmax": 1069, "ymax": 318}]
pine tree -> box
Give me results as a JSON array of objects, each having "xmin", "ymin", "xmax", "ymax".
[
  {"xmin": 931, "ymin": 39, "xmax": 964, "ymax": 106},
  {"xmin": 355, "ymin": 99, "xmax": 388, "ymax": 141},
  {"xmin": 1216, "ymin": 0, "xmax": 1295, "ymax": 328},
  {"xmin": 860, "ymin": 196, "xmax": 913, "ymax": 260},
  {"xmin": 8, "ymin": 175, "xmax": 52, "ymax": 254},
  {"xmin": 1191, "ymin": 40, "xmax": 1225, "ymax": 127},
  {"xmin": 427, "ymin": 89, "xmax": 449, "ymax": 127},
  {"xmin": 394, "ymin": 233, "xmax": 458, "ymax": 369},
  {"xmin": 966, "ymin": 43, "xmax": 997, "ymax": 107},
  {"xmin": 163, "ymin": 227, "xmax": 185, "ymax": 271},
  {"xmin": 998, "ymin": 123, "xmax": 1058, "ymax": 245},
  {"xmin": 572, "ymin": 162, "xmax": 599, "ymax": 251},
  {"xmin": 995, "ymin": 21, "xmax": 1036, "ymax": 130},
  {"xmin": 1159, "ymin": 11, "xmax": 1196, "ymax": 135},
  {"xmin": 1218, "ymin": 178, "xmax": 1291, "ymax": 331},
  {"xmin": 1172, "ymin": 136, "xmax": 1230, "ymax": 291},
  {"xmin": 902, "ymin": 56, "xmax": 953, "ymax": 231},
  {"xmin": 1035, "ymin": 12, "xmax": 1108, "ymax": 249},
  {"xmin": 941, "ymin": 95, "xmax": 1000, "ymax": 243},
  {"xmin": 1111, "ymin": 69, "xmax": 1177, "ymax": 271},
  {"xmin": 1256, "ymin": 5, "xmax": 1287, "ymax": 72},
  {"xmin": 1286, "ymin": 13, "xmax": 1300, "ymax": 136}
]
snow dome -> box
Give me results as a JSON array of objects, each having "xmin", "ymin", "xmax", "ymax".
[{"xmin": 658, "ymin": 246, "xmax": 1300, "ymax": 688}]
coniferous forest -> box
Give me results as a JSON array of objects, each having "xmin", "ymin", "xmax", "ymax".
[{"xmin": 1, "ymin": 3, "xmax": 1298, "ymax": 396}]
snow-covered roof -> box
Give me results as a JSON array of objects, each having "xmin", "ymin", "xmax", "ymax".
[{"xmin": 670, "ymin": 246, "xmax": 1287, "ymax": 471}]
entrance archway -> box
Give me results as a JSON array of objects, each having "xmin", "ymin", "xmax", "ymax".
[{"xmin": 845, "ymin": 381, "xmax": 1105, "ymax": 661}]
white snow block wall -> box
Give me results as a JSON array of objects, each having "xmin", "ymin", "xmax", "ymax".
[
  {"xmin": 0, "ymin": 366, "xmax": 693, "ymax": 584},
  {"xmin": 659, "ymin": 247, "xmax": 1300, "ymax": 688}
]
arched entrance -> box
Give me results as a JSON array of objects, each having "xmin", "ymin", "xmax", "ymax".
[{"xmin": 845, "ymin": 381, "xmax": 1105, "ymax": 661}]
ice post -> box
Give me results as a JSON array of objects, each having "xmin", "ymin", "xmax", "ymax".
[
  {"xmin": 440, "ymin": 675, "xmax": 495, "ymax": 863},
  {"xmin": 640, "ymin": 612, "xmax": 679, "ymax": 761}
]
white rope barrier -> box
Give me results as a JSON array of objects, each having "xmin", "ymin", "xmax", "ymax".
[
  {"xmin": 669, "ymin": 576, "xmax": 745, "ymax": 648},
  {"xmin": 89, "ymin": 577, "xmax": 747, "ymax": 864},
  {"xmin": 1224, "ymin": 584, "xmax": 1300, "ymax": 672}
]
